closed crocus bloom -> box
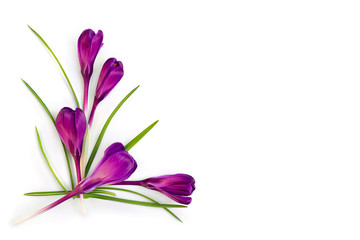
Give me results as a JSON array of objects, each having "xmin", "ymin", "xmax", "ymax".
[
  {"xmin": 88, "ymin": 58, "xmax": 124, "ymax": 126},
  {"xmin": 55, "ymin": 107, "xmax": 86, "ymax": 182},
  {"xmin": 78, "ymin": 29, "xmax": 103, "ymax": 111},
  {"xmin": 118, "ymin": 174, "xmax": 195, "ymax": 205},
  {"xmin": 15, "ymin": 142, "xmax": 137, "ymax": 224}
]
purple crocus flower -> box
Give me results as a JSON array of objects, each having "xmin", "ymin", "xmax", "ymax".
[
  {"xmin": 118, "ymin": 174, "xmax": 195, "ymax": 205},
  {"xmin": 15, "ymin": 142, "xmax": 137, "ymax": 224},
  {"xmin": 88, "ymin": 58, "xmax": 124, "ymax": 126},
  {"xmin": 78, "ymin": 29, "xmax": 103, "ymax": 111},
  {"xmin": 76, "ymin": 142, "xmax": 137, "ymax": 192},
  {"xmin": 55, "ymin": 107, "xmax": 86, "ymax": 183}
]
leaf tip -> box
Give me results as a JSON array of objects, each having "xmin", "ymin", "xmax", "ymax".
[{"xmin": 21, "ymin": 78, "xmax": 28, "ymax": 86}]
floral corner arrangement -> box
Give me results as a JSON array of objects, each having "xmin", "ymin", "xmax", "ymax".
[{"xmin": 15, "ymin": 26, "xmax": 195, "ymax": 224}]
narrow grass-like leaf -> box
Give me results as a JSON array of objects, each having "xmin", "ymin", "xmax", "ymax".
[
  {"xmin": 22, "ymin": 79, "xmax": 54, "ymax": 124},
  {"xmin": 98, "ymin": 187, "xmax": 182, "ymax": 222},
  {"xmin": 86, "ymin": 193, "xmax": 187, "ymax": 208},
  {"xmin": 85, "ymin": 85, "xmax": 140, "ymax": 177},
  {"xmin": 24, "ymin": 191, "xmax": 68, "ymax": 196},
  {"xmin": 124, "ymin": 120, "xmax": 159, "ymax": 151},
  {"xmin": 24, "ymin": 191, "xmax": 186, "ymax": 208},
  {"xmin": 91, "ymin": 190, "xmax": 116, "ymax": 196},
  {"xmin": 22, "ymin": 79, "xmax": 74, "ymax": 189},
  {"xmin": 24, "ymin": 189, "xmax": 116, "ymax": 197},
  {"xmin": 27, "ymin": 25, "xmax": 80, "ymax": 108},
  {"xmin": 35, "ymin": 127, "xmax": 67, "ymax": 192}
]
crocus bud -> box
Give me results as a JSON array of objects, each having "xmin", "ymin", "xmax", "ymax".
[
  {"xmin": 118, "ymin": 174, "xmax": 195, "ymax": 205},
  {"xmin": 55, "ymin": 107, "xmax": 86, "ymax": 182},
  {"xmin": 78, "ymin": 29, "xmax": 103, "ymax": 111},
  {"xmin": 88, "ymin": 58, "xmax": 124, "ymax": 126}
]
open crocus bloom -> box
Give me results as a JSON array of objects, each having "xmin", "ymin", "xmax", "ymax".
[
  {"xmin": 15, "ymin": 142, "xmax": 137, "ymax": 224},
  {"xmin": 117, "ymin": 174, "xmax": 195, "ymax": 205},
  {"xmin": 76, "ymin": 143, "xmax": 137, "ymax": 192},
  {"xmin": 55, "ymin": 107, "xmax": 86, "ymax": 183},
  {"xmin": 78, "ymin": 29, "xmax": 103, "ymax": 111},
  {"xmin": 88, "ymin": 58, "xmax": 124, "ymax": 126}
]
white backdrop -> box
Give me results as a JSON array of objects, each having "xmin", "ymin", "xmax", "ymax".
[{"xmin": 2, "ymin": 0, "xmax": 360, "ymax": 239}]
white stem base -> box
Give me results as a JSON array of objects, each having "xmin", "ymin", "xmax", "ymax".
[{"xmin": 80, "ymin": 194, "xmax": 86, "ymax": 215}]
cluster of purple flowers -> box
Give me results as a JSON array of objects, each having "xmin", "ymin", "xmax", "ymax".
[{"xmin": 17, "ymin": 29, "xmax": 195, "ymax": 224}]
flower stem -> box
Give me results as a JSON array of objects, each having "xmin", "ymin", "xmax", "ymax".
[
  {"xmin": 14, "ymin": 190, "xmax": 78, "ymax": 225},
  {"xmin": 88, "ymin": 101, "xmax": 98, "ymax": 127},
  {"xmin": 80, "ymin": 194, "xmax": 86, "ymax": 215},
  {"xmin": 83, "ymin": 81, "xmax": 89, "ymax": 111},
  {"xmin": 80, "ymin": 126, "xmax": 89, "ymax": 179}
]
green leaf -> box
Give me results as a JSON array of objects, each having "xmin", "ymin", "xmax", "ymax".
[
  {"xmin": 124, "ymin": 120, "xmax": 159, "ymax": 151},
  {"xmin": 22, "ymin": 79, "xmax": 74, "ymax": 189},
  {"xmin": 24, "ymin": 191, "xmax": 68, "ymax": 196},
  {"xmin": 86, "ymin": 193, "xmax": 187, "ymax": 208},
  {"xmin": 27, "ymin": 25, "xmax": 80, "ymax": 108},
  {"xmin": 91, "ymin": 189, "xmax": 116, "ymax": 197},
  {"xmin": 98, "ymin": 187, "xmax": 182, "ymax": 222},
  {"xmin": 24, "ymin": 189, "xmax": 116, "ymax": 197},
  {"xmin": 22, "ymin": 79, "xmax": 55, "ymax": 124},
  {"xmin": 85, "ymin": 85, "xmax": 140, "ymax": 177},
  {"xmin": 35, "ymin": 127, "xmax": 67, "ymax": 192},
  {"xmin": 24, "ymin": 191, "xmax": 187, "ymax": 208}
]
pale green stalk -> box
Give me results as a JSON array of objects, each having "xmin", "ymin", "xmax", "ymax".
[{"xmin": 80, "ymin": 126, "xmax": 90, "ymax": 179}]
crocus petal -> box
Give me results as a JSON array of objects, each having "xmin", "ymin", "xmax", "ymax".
[
  {"xmin": 161, "ymin": 185, "xmax": 195, "ymax": 195},
  {"xmin": 55, "ymin": 107, "xmax": 86, "ymax": 182},
  {"xmin": 78, "ymin": 142, "xmax": 137, "ymax": 193},
  {"xmin": 78, "ymin": 29, "xmax": 103, "ymax": 78},
  {"xmin": 103, "ymin": 142, "xmax": 126, "ymax": 158},
  {"xmin": 78, "ymin": 29, "xmax": 103, "ymax": 110},
  {"xmin": 78, "ymin": 30, "xmax": 94, "ymax": 72},
  {"xmin": 56, "ymin": 107, "xmax": 86, "ymax": 160},
  {"xmin": 148, "ymin": 174, "xmax": 195, "ymax": 204},
  {"xmin": 88, "ymin": 58, "xmax": 124, "ymax": 126},
  {"xmin": 156, "ymin": 189, "xmax": 192, "ymax": 205},
  {"xmin": 88, "ymin": 32, "xmax": 103, "ymax": 66},
  {"xmin": 117, "ymin": 174, "xmax": 195, "ymax": 205},
  {"xmin": 96, "ymin": 58, "xmax": 124, "ymax": 102}
]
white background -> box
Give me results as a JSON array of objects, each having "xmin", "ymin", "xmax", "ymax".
[{"xmin": 1, "ymin": 0, "xmax": 360, "ymax": 239}]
